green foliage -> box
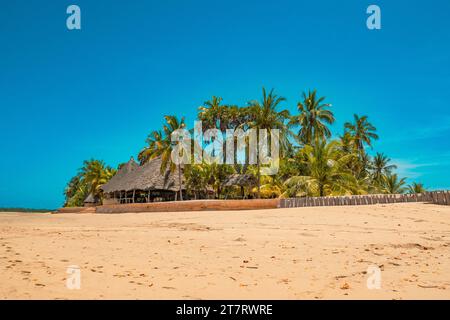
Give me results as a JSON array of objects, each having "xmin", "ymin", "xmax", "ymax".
[
  {"xmin": 289, "ymin": 89, "xmax": 334, "ymax": 145},
  {"xmin": 344, "ymin": 114, "xmax": 379, "ymax": 153},
  {"xmin": 70, "ymin": 87, "xmax": 411, "ymax": 203},
  {"xmin": 407, "ymin": 182, "xmax": 426, "ymax": 194},
  {"xmin": 284, "ymin": 140, "xmax": 361, "ymax": 197},
  {"xmin": 380, "ymin": 173, "xmax": 407, "ymax": 194},
  {"xmin": 244, "ymin": 87, "xmax": 291, "ymax": 198},
  {"xmin": 371, "ymin": 153, "xmax": 397, "ymax": 184},
  {"xmin": 138, "ymin": 115, "xmax": 187, "ymax": 200},
  {"xmin": 142, "ymin": 89, "xmax": 409, "ymax": 199},
  {"xmin": 63, "ymin": 159, "xmax": 116, "ymax": 207},
  {"xmin": 184, "ymin": 164, "xmax": 209, "ymax": 199}
]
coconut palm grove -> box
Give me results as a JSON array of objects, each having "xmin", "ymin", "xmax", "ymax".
[{"xmin": 64, "ymin": 88, "xmax": 426, "ymax": 207}]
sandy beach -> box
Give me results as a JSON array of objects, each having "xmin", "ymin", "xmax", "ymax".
[{"xmin": 1, "ymin": 203, "xmax": 449, "ymax": 300}]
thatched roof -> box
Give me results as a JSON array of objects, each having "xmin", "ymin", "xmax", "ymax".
[
  {"xmin": 223, "ymin": 174, "xmax": 257, "ymax": 187},
  {"xmin": 84, "ymin": 192, "xmax": 97, "ymax": 203},
  {"xmin": 101, "ymin": 156, "xmax": 183, "ymax": 193},
  {"xmin": 101, "ymin": 157, "xmax": 139, "ymax": 193}
]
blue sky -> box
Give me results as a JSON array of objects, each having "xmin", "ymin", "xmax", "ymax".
[{"xmin": 0, "ymin": 0, "xmax": 449, "ymax": 209}]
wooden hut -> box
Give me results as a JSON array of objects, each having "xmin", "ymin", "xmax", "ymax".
[{"xmin": 101, "ymin": 156, "xmax": 185, "ymax": 204}]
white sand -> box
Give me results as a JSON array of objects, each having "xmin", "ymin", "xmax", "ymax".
[{"xmin": 1, "ymin": 203, "xmax": 449, "ymax": 299}]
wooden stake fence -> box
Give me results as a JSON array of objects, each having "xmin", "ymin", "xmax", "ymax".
[{"xmin": 279, "ymin": 191, "xmax": 450, "ymax": 208}]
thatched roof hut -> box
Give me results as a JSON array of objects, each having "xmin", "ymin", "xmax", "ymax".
[
  {"xmin": 101, "ymin": 157, "xmax": 139, "ymax": 193},
  {"xmin": 101, "ymin": 156, "xmax": 183, "ymax": 193},
  {"xmin": 83, "ymin": 192, "xmax": 99, "ymax": 207},
  {"xmin": 223, "ymin": 174, "xmax": 257, "ymax": 187}
]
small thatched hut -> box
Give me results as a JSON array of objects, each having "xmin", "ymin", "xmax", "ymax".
[
  {"xmin": 83, "ymin": 192, "xmax": 99, "ymax": 207},
  {"xmin": 101, "ymin": 157, "xmax": 185, "ymax": 204},
  {"xmin": 223, "ymin": 174, "xmax": 257, "ymax": 199}
]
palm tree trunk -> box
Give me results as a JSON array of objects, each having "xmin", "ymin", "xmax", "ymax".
[{"xmin": 178, "ymin": 164, "xmax": 183, "ymax": 201}]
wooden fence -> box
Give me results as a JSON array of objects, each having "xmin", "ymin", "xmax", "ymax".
[{"xmin": 279, "ymin": 191, "xmax": 450, "ymax": 208}]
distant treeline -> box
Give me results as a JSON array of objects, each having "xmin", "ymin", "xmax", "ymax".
[{"xmin": 0, "ymin": 208, "xmax": 54, "ymax": 213}]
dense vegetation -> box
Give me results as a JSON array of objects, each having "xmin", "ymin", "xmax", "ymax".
[
  {"xmin": 64, "ymin": 88, "xmax": 426, "ymax": 206},
  {"xmin": 64, "ymin": 159, "xmax": 115, "ymax": 207}
]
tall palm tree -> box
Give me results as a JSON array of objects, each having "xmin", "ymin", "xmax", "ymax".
[
  {"xmin": 138, "ymin": 115, "xmax": 186, "ymax": 200},
  {"xmin": 198, "ymin": 96, "xmax": 226, "ymax": 131},
  {"xmin": 381, "ymin": 173, "xmax": 407, "ymax": 194},
  {"xmin": 407, "ymin": 182, "xmax": 426, "ymax": 194},
  {"xmin": 344, "ymin": 114, "xmax": 379, "ymax": 153},
  {"xmin": 285, "ymin": 140, "xmax": 359, "ymax": 197},
  {"xmin": 371, "ymin": 152, "xmax": 397, "ymax": 183},
  {"xmin": 289, "ymin": 89, "xmax": 334, "ymax": 145},
  {"xmin": 246, "ymin": 87, "xmax": 290, "ymax": 198},
  {"xmin": 137, "ymin": 130, "xmax": 165, "ymax": 165}
]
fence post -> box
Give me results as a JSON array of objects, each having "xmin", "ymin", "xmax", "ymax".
[{"xmin": 438, "ymin": 192, "xmax": 444, "ymax": 205}]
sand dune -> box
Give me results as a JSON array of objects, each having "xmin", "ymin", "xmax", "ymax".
[{"xmin": 0, "ymin": 203, "xmax": 449, "ymax": 299}]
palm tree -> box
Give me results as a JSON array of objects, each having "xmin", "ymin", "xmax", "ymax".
[
  {"xmin": 63, "ymin": 159, "xmax": 116, "ymax": 207},
  {"xmin": 286, "ymin": 140, "xmax": 360, "ymax": 197},
  {"xmin": 289, "ymin": 89, "xmax": 334, "ymax": 145},
  {"xmin": 344, "ymin": 114, "xmax": 379, "ymax": 153},
  {"xmin": 339, "ymin": 131, "xmax": 356, "ymax": 154},
  {"xmin": 80, "ymin": 159, "xmax": 116, "ymax": 198},
  {"xmin": 246, "ymin": 87, "xmax": 290, "ymax": 198},
  {"xmin": 65, "ymin": 183, "xmax": 89, "ymax": 207},
  {"xmin": 408, "ymin": 182, "xmax": 426, "ymax": 194},
  {"xmin": 198, "ymin": 96, "xmax": 226, "ymax": 131},
  {"xmin": 381, "ymin": 173, "xmax": 407, "ymax": 194},
  {"xmin": 64, "ymin": 174, "xmax": 82, "ymax": 205},
  {"xmin": 371, "ymin": 153, "xmax": 397, "ymax": 183},
  {"xmin": 260, "ymin": 174, "xmax": 284, "ymax": 198},
  {"xmin": 184, "ymin": 164, "xmax": 209, "ymax": 199},
  {"xmin": 138, "ymin": 130, "xmax": 163, "ymax": 165},
  {"xmin": 209, "ymin": 162, "xmax": 235, "ymax": 198},
  {"xmin": 138, "ymin": 115, "xmax": 186, "ymax": 200}
]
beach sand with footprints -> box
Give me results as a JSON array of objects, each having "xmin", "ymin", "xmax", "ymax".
[{"xmin": 1, "ymin": 202, "xmax": 449, "ymax": 299}]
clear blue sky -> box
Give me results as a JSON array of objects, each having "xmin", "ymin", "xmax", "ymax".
[{"xmin": 1, "ymin": 0, "xmax": 449, "ymax": 209}]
